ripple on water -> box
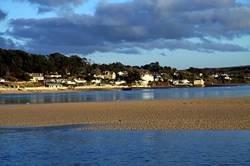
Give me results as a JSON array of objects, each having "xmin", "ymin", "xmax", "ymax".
[
  {"xmin": 1, "ymin": 86, "xmax": 250, "ymax": 105},
  {"xmin": 1, "ymin": 127, "xmax": 250, "ymax": 165}
]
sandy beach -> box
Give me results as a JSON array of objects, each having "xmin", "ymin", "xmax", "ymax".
[{"xmin": 0, "ymin": 97, "xmax": 250, "ymax": 130}]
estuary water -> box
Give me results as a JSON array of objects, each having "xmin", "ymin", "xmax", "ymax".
[
  {"xmin": 1, "ymin": 85, "xmax": 250, "ymax": 105},
  {"xmin": 1, "ymin": 86, "xmax": 250, "ymax": 165},
  {"xmin": 1, "ymin": 126, "xmax": 250, "ymax": 165}
]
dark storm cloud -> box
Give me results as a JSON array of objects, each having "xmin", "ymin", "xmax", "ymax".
[
  {"xmin": 0, "ymin": 36, "xmax": 16, "ymax": 49},
  {"xmin": 0, "ymin": 9, "xmax": 6, "ymax": 21},
  {"xmin": 7, "ymin": 0, "xmax": 250, "ymax": 54},
  {"xmin": 115, "ymin": 39, "xmax": 249, "ymax": 53},
  {"xmin": 26, "ymin": 0, "xmax": 84, "ymax": 6},
  {"xmin": 18, "ymin": 0, "xmax": 85, "ymax": 7}
]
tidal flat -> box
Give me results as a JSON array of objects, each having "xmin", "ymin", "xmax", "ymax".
[{"xmin": 0, "ymin": 97, "xmax": 250, "ymax": 130}]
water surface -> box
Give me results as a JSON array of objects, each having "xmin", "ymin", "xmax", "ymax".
[
  {"xmin": 1, "ymin": 86, "xmax": 250, "ymax": 105},
  {"xmin": 1, "ymin": 127, "xmax": 250, "ymax": 165}
]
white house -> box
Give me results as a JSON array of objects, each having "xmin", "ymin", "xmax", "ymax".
[
  {"xmin": 29, "ymin": 73, "xmax": 44, "ymax": 82},
  {"xmin": 245, "ymin": 76, "xmax": 250, "ymax": 80},
  {"xmin": 180, "ymin": 79, "xmax": 190, "ymax": 85},
  {"xmin": 115, "ymin": 80, "xmax": 126, "ymax": 85},
  {"xmin": 213, "ymin": 74, "xmax": 232, "ymax": 81},
  {"xmin": 104, "ymin": 71, "xmax": 116, "ymax": 80},
  {"xmin": 213, "ymin": 74, "xmax": 219, "ymax": 79},
  {"xmin": 194, "ymin": 79, "xmax": 205, "ymax": 87},
  {"xmin": 94, "ymin": 74, "xmax": 104, "ymax": 79},
  {"xmin": 172, "ymin": 80, "xmax": 179, "ymax": 85},
  {"xmin": 91, "ymin": 79, "xmax": 102, "ymax": 85},
  {"xmin": 117, "ymin": 71, "xmax": 128, "ymax": 77},
  {"xmin": 118, "ymin": 71, "xmax": 125, "ymax": 76},
  {"xmin": 172, "ymin": 79, "xmax": 190, "ymax": 86},
  {"xmin": 45, "ymin": 74, "xmax": 62, "ymax": 79},
  {"xmin": 74, "ymin": 78, "xmax": 87, "ymax": 84},
  {"xmin": 46, "ymin": 83, "xmax": 63, "ymax": 88},
  {"xmin": 141, "ymin": 73, "xmax": 154, "ymax": 86},
  {"xmin": 224, "ymin": 76, "xmax": 232, "ymax": 80},
  {"xmin": 141, "ymin": 74, "xmax": 154, "ymax": 82},
  {"xmin": 94, "ymin": 71, "xmax": 116, "ymax": 80},
  {"xmin": 66, "ymin": 81, "xmax": 76, "ymax": 86},
  {"xmin": 0, "ymin": 78, "xmax": 6, "ymax": 83},
  {"xmin": 154, "ymin": 75, "xmax": 163, "ymax": 82}
]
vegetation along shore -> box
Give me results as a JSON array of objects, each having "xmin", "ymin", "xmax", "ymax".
[{"xmin": 0, "ymin": 48, "xmax": 250, "ymax": 95}]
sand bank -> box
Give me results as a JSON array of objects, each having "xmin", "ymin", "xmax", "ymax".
[{"xmin": 0, "ymin": 97, "xmax": 250, "ymax": 130}]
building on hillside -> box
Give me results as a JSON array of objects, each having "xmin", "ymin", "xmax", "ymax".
[
  {"xmin": 211, "ymin": 74, "xmax": 219, "ymax": 79},
  {"xmin": 172, "ymin": 80, "xmax": 179, "ymax": 85},
  {"xmin": 50, "ymin": 79, "xmax": 67, "ymax": 83},
  {"xmin": 94, "ymin": 71, "xmax": 116, "ymax": 80},
  {"xmin": 212, "ymin": 74, "xmax": 232, "ymax": 81},
  {"xmin": 74, "ymin": 78, "xmax": 87, "ymax": 85},
  {"xmin": 154, "ymin": 74, "xmax": 164, "ymax": 82},
  {"xmin": 91, "ymin": 79, "xmax": 102, "ymax": 85},
  {"xmin": 245, "ymin": 76, "xmax": 250, "ymax": 80},
  {"xmin": 104, "ymin": 71, "xmax": 116, "ymax": 80},
  {"xmin": 115, "ymin": 80, "xmax": 126, "ymax": 85},
  {"xmin": 223, "ymin": 75, "xmax": 232, "ymax": 81},
  {"xmin": 94, "ymin": 74, "xmax": 104, "ymax": 79},
  {"xmin": 96, "ymin": 73, "xmax": 103, "ymax": 80},
  {"xmin": 180, "ymin": 79, "xmax": 190, "ymax": 85},
  {"xmin": 45, "ymin": 74, "xmax": 63, "ymax": 85},
  {"xmin": 141, "ymin": 73, "xmax": 154, "ymax": 86},
  {"xmin": 0, "ymin": 78, "xmax": 6, "ymax": 83},
  {"xmin": 194, "ymin": 79, "xmax": 205, "ymax": 87},
  {"xmin": 46, "ymin": 83, "xmax": 63, "ymax": 88},
  {"xmin": 65, "ymin": 81, "xmax": 77, "ymax": 86},
  {"xmin": 28, "ymin": 73, "xmax": 44, "ymax": 82},
  {"xmin": 118, "ymin": 71, "xmax": 124, "ymax": 76},
  {"xmin": 172, "ymin": 79, "xmax": 191, "ymax": 86},
  {"xmin": 117, "ymin": 71, "xmax": 128, "ymax": 77},
  {"xmin": 45, "ymin": 74, "xmax": 62, "ymax": 79}
]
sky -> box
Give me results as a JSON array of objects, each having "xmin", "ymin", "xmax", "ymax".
[{"xmin": 0, "ymin": 0, "xmax": 250, "ymax": 69}]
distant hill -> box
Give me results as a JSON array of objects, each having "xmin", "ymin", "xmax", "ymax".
[
  {"xmin": 187, "ymin": 65, "xmax": 250, "ymax": 76},
  {"xmin": 0, "ymin": 48, "xmax": 89, "ymax": 81}
]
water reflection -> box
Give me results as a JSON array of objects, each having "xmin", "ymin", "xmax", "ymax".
[
  {"xmin": 0, "ymin": 124, "xmax": 88, "ymax": 134},
  {"xmin": 0, "ymin": 86, "xmax": 250, "ymax": 105},
  {"xmin": 141, "ymin": 89, "xmax": 155, "ymax": 100}
]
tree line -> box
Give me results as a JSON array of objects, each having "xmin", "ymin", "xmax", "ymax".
[
  {"xmin": 1, "ymin": 48, "xmax": 248, "ymax": 84},
  {"xmin": 0, "ymin": 48, "xmax": 175, "ymax": 82}
]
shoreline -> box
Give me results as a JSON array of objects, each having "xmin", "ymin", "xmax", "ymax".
[
  {"xmin": 0, "ymin": 85, "xmax": 146, "ymax": 95},
  {"xmin": 0, "ymin": 97, "xmax": 250, "ymax": 130},
  {"xmin": 0, "ymin": 83, "xmax": 249, "ymax": 95}
]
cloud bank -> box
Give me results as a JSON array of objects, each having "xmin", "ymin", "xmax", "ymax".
[
  {"xmin": 26, "ymin": 0, "xmax": 84, "ymax": 6},
  {"xmin": 0, "ymin": 36, "xmax": 16, "ymax": 50},
  {"xmin": 0, "ymin": 9, "xmax": 6, "ymax": 21},
  {"xmin": 18, "ymin": 0, "xmax": 86, "ymax": 13},
  {"xmin": 6, "ymin": 0, "xmax": 250, "ymax": 54}
]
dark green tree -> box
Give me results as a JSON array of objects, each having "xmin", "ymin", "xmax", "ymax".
[{"xmin": 124, "ymin": 69, "xmax": 141, "ymax": 85}]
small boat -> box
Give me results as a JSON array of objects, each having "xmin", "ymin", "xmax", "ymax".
[{"xmin": 122, "ymin": 87, "xmax": 133, "ymax": 91}]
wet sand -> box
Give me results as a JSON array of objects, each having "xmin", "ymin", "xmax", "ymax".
[{"xmin": 0, "ymin": 97, "xmax": 250, "ymax": 130}]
